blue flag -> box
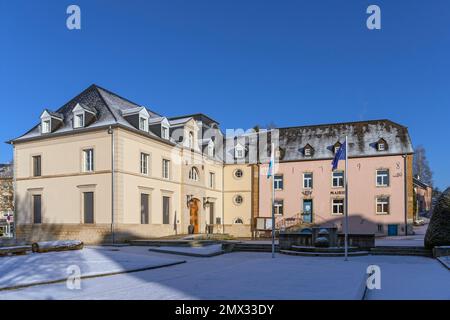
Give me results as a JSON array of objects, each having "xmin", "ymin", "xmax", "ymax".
[{"xmin": 331, "ymin": 141, "xmax": 346, "ymax": 171}]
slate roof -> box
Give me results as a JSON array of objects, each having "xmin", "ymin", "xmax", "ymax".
[
  {"xmin": 277, "ymin": 119, "xmax": 413, "ymax": 161},
  {"xmin": 10, "ymin": 84, "xmax": 163, "ymax": 143}
]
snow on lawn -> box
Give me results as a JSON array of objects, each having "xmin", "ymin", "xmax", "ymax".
[
  {"xmin": 0, "ymin": 246, "xmax": 184, "ymax": 290},
  {"xmin": 148, "ymin": 244, "xmax": 223, "ymax": 257}
]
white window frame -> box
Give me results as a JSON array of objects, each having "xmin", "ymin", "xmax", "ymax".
[
  {"xmin": 140, "ymin": 153, "xmax": 149, "ymax": 175},
  {"xmin": 235, "ymin": 144, "xmax": 245, "ymax": 159},
  {"xmin": 208, "ymin": 141, "xmax": 215, "ymax": 157},
  {"xmin": 376, "ymin": 169, "xmax": 389, "ymax": 187},
  {"xmin": 378, "ymin": 143, "xmax": 386, "ymax": 151},
  {"xmin": 161, "ymin": 125, "xmax": 169, "ymax": 139},
  {"xmin": 274, "ymin": 175, "xmax": 283, "ymax": 190},
  {"xmin": 332, "ymin": 198, "xmax": 344, "ymax": 215},
  {"xmin": 41, "ymin": 119, "xmax": 51, "ymax": 134},
  {"xmin": 74, "ymin": 112, "xmax": 85, "ymax": 128},
  {"xmin": 304, "ymin": 148, "xmax": 311, "ymax": 157},
  {"xmin": 376, "ymin": 196, "xmax": 390, "ymax": 214},
  {"xmin": 162, "ymin": 159, "xmax": 170, "ymax": 179},
  {"xmin": 209, "ymin": 172, "xmax": 215, "ymax": 189},
  {"xmin": 83, "ymin": 149, "xmax": 94, "ymax": 172},
  {"xmin": 139, "ymin": 116, "xmax": 148, "ymax": 132},
  {"xmin": 303, "ymin": 172, "xmax": 313, "ymax": 189},
  {"xmin": 332, "ymin": 171, "xmax": 345, "ymax": 188}
]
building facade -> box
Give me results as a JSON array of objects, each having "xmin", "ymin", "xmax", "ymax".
[{"xmin": 10, "ymin": 85, "xmax": 414, "ymax": 243}]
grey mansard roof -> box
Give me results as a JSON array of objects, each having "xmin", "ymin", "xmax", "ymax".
[
  {"xmin": 10, "ymin": 84, "xmax": 164, "ymax": 143},
  {"xmin": 277, "ymin": 119, "xmax": 414, "ymax": 161}
]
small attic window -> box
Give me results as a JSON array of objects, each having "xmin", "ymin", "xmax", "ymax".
[
  {"xmin": 208, "ymin": 141, "xmax": 215, "ymax": 157},
  {"xmin": 161, "ymin": 124, "xmax": 169, "ymax": 139},
  {"xmin": 74, "ymin": 113, "xmax": 84, "ymax": 128},
  {"xmin": 303, "ymin": 144, "xmax": 314, "ymax": 157},
  {"xmin": 377, "ymin": 139, "xmax": 388, "ymax": 151},
  {"xmin": 139, "ymin": 116, "xmax": 148, "ymax": 132},
  {"xmin": 333, "ymin": 142, "xmax": 342, "ymax": 154},
  {"xmin": 235, "ymin": 144, "xmax": 245, "ymax": 159},
  {"xmin": 42, "ymin": 119, "xmax": 51, "ymax": 134}
]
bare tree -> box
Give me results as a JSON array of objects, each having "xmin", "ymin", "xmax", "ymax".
[{"xmin": 413, "ymin": 145, "xmax": 433, "ymax": 186}]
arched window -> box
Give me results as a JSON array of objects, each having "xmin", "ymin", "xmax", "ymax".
[
  {"xmin": 189, "ymin": 167, "xmax": 199, "ymax": 181},
  {"xmin": 234, "ymin": 217, "xmax": 244, "ymax": 224}
]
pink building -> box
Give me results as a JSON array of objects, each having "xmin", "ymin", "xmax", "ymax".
[{"xmin": 259, "ymin": 120, "xmax": 414, "ymax": 236}]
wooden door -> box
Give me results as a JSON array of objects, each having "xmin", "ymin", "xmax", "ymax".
[{"xmin": 189, "ymin": 199, "xmax": 199, "ymax": 233}]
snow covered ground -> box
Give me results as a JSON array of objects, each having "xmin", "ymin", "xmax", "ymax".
[
  {"xmin": 0, "ymin": 246, "xmax": 184, "ymax": 290},
  {"xmin": 0, "ymin": 246, "xmax": 448, "ymax": 300}
]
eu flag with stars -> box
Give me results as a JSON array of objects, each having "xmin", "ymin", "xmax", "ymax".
[{"xmin": 331, "ymin": 142, "xmax": 346, "ymax": 171}]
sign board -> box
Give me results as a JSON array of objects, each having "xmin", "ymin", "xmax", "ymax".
[{"xmin": 255, "ymin": 217, "xmax": 273, "ymax": 231}]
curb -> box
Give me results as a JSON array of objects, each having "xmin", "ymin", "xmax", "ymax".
[
  {"xmin": 0, "ymin": 260, "xmax": 186, "ymax": 292},
  {"xmin": 148, "ymin": 248, "xmax": 224, "ymax": 257}
]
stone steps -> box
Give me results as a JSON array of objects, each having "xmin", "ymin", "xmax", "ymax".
[
  {"xmin": 233, "ymin": 243, "xmax": 280, "ymax": 252},
  {"xmin": 290, "ymin": 245, "xmax": 361, "ymax": 253},
  {"xmin": 280, "ymin": 249, "xmax": 369, "ymax": 257},
  {"xmin": 129, "ymin": 240, "xmax": 217, "ymax": 247}
]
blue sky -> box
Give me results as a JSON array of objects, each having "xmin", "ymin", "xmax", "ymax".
[{"xmin": 0, "ymin": 0, "xmax": 449, "ymax": 189}]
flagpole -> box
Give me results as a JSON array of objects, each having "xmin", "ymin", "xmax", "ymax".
[
  {"xmin": 344, "ymin": 136, "xmax": 349, "ymax": 261},
  {"xmin": 271, "ymin": 143, "xmax": 275, "ymax": 259}
]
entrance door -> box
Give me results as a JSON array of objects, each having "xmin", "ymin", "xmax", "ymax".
[
  {"xmin": 189, "ymin": 199, "xmax": 199, "ymax": 233},
  {"xmin": 388, "ymin": 224, "xmax": 398, "ymax": 236},
  {"xmin": 303, "ymin": 199, "xmax": 313, "ymax": 223}
]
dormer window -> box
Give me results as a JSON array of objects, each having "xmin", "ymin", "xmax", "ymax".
[
  {"xmin": 376, "ymin": 138, "xmax": 388, "ymax": 151},
  {"xmin": 72, "ymin": 103, "xmax": 96, "ymax": 129},
  {"xmin": 303, "ymin": 144, "xmax": 314, "ymax": 157},
  {"xmin": 161, "ymin": 125, "xmax": 169, "ymax": 139},
  {"xmin": 40, "ymin": 109, "xmax": 63, "ymax": 134},
  {"xmin": 139, "ymin": 117, "xmax": 148, "ymax": 131},
  {"xmin": 74, "ymin": 113, "xmax": 84, "ymax": 128},
  {"xmin": 235, "ymin": 144, "xmax": 245, "ymax": 159},
  {"xmin": 208, "ymin": 141, "xmax": 215, "ymax": 157},
  {"xmin": 121, "ymin": 107, "xmax": 149, "ymax": 133},
  {"xmin": 333, "ymin": 142, "xmax": 342, "ymax": 154},
  {"xmin": 188, "ymin": 131, "xmax": 194, "ymax": 149},
  {"xmin": 42, "ymin": 119, "xmax": 51, "ymax": 134}
]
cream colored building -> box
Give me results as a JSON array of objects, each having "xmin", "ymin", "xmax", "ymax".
[{"xmin": 11, "ymin": 85, "xmax": 251, "ymax": 243}]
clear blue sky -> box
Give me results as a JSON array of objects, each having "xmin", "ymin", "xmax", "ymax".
[{"xmin": 0, "ymin": 0, "xmax": 449, "ymax": 189}]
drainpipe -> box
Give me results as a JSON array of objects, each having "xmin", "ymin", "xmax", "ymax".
[
  {"xmin": 403, "ymin": 154, "xmax": 408, "ymax": 236},
  {"xmin": 108, "ymin": 126, "xmax": 115, "ymax": 244},
  {"xmin": 12, "ymin": 144, "xmax": 16, "ymax": 241}
]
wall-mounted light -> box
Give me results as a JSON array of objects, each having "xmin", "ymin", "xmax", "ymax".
[
  {"xmin": 186, "ymin": 194, "xmax": 193, "ymax": 208},
  {"xmin": 203, "ymin": 197, "xmax": 210, "ymax": 209}
]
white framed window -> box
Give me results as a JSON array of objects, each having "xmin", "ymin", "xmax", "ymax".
[
  {"xmin": 188, "ymin": 131, "xmax": 194, "ymax": 149},
  {"xmin": 189, "ymin": 167, "xmax": 199, "ymax": 181},
  {"xmin": 332, "ymin": 171, "xmax": 344, "ymax": 188},
  {"xmin": 74, "ymin": 113, "xmax": 84, "ymax": 128},
  {"xmin": 161, "ymin": 125, "xmax": 169, "ymax": 139},
  {"xmin": 234, "ymin": 194, "xmax": 243, "ymax": 205},
  {"xmin": 274, "ymin": 175, "xmax": 283, "ymax": 190},
  {"xmin": 83, "ymin": 149, "xmax": 94, "ymax": 172},
  {"xmin": 376, "ymin": 169, "xmax": 390, "ymax": 187},
  {"xmin": 303, "ymin": 172, "xmax": 313, "ymax": 189},
  {"xmin": 235, "ymin": 145, "xmax": 245, "ymax": 159},
  {"xmin": 332, "ymin": 199, "xmax": 344, "ymax": 215},
  {"xmin": 162, "ymin": 159, "xmax": 170, "ymax": 179},
  {"xmin": 41, "ymin": 119, "xmax": 51, "ymax": 134},
  {"xmin": 209, "ymin": 172, "xmax": 215, "ymax": 188},
  {"xmin": 273, "ymin": 200, "xmax": 284, "ymax": 215},
  {"xmin": 208, "ymin": 142, "xmax": 215, "ymax": 157},
  {"xmin": 376, "ymin": 197, "xmax": 390, "ymax": 214},
  {"xmin": 378, "ymin": 143, "xmax": 385, "ymax": 151},
  {"xmin": 234, "ymin": 169, "xmax": 243, "ymax": 178},
  {"xmin": 140, "ymin": 153, "xmax": 149, "ymax": 175},
  {"xmin": 139, "ymin": 117, "xmax": 148, "ymax": 132},
  {"xmin": 304, "ymin": 148, "xmax": 311, "ymax": 156}
]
